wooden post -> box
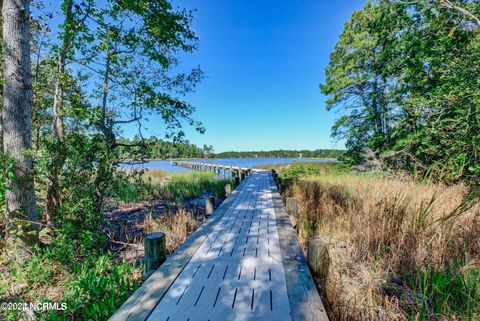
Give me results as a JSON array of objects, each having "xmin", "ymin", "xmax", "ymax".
[
  {"xmin": 271, "ymin": 170, "xmax": 279, "ymax": 186},
  {"xmin": 307, "ymin": 237, "xmax": 330, "ymax": 285},
  {"xmin": 205, "ymin": 196, "xmax": 215, "ymax": 216},
  {"xmin": 240, "ymin": 170, "xmax": 246, "ymax": 181},
  {"xmin": 229, "ymin": 166, "xmax": 233, "ymax": 178},
  {"xmin": 286, "ymin": 197, "xmax": 298, "ymax": 217},
  {"xmin": 224, "ymin": 183, "xmax": 232, "ymax": 197},
  {"xmin": 144, "ymin": 232, "xmax": 166, "ymax": 278}
]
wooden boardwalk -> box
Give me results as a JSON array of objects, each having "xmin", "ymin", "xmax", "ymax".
[{"xmin": 110, "ymin": 169, "xmax": 328, "ymax": 321}]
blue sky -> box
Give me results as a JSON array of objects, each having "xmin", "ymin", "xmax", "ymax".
[{"xmin": 125, "ymin": 1, "xmax": 367, "ymax": 152}]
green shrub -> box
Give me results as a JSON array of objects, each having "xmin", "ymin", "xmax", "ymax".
[
  {"xmin": 47, "ymin": 256, "xmax": 140, "ymax": 321},
  {"xmin": 106, "ymin": 173, "xmax": 155, "ymax": 203},
  {"xmin": 281, "ymin": 162, "xmax": 326, "ymax": 180},
  {"xmin": 22, "ymin": 254, "xmax": 55, "ymax": 287}
]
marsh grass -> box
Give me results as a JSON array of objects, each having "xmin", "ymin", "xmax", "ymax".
[
  {"xmin": 145, "ymin": 209, "xmax": 197, "ymax": 254},
  {"xmin": 280, "ymin": 166, "xmax": 479, "ymax": 320},
  {"xmin": 106, "ymin": 169, "xmax": 168, "ymax": 204},
  {"xmin": 159, "ymin": 171, "xmax": 233, "ymax": 203},
  {"xmin": 141, "ymin": 169, "xmax": 168, "ymax": 185}
]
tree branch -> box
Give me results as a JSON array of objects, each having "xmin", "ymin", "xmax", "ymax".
[{"xmin": 437, "ymin": 0, "xmax": 480, "ymax": 28}]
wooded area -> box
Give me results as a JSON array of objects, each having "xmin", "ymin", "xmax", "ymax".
[
  {"xmin": 0, "ymin": 0, "xmax": 205, "ymax": 258},
  {"xmin": 322, "ymin": 0, "xmax": 480, "ymax": 184},
  {"xmin": 0, "ymin": 2, "xmax": 210, "ymax": 319}
]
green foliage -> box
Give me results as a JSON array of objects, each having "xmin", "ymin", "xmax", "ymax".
[
  {"xmin": 409, "ymin": 262, "xmax": 480, "ymax": 319},
  {"xmin": 52, "ymin": 256, "xmax": 140, "ymax": 321},
  {"xmin": 281, "ymin": 162, "xmax": 330, "ymax": 180},
  {"xmin": 2, "ymin": 230, "xmax": 140, "ymax": 321},
  {"xmin": 2, "ymin": 0, "xmax": 205, "ymax": 320},
  {"xmin": 322, "ymin": 0, "xmax": 480, "ymax": 184},
  {"xmin": 106, "ymin": 171, "xmax": 155, "ymax": 203}
]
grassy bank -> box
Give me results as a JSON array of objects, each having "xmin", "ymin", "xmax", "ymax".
[{"xmin": 278, "ymin": 163, "xmax": 479, "ymax": 320}]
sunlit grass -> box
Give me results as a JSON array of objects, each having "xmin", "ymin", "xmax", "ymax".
[
  {"xmin": 159, "ymin": 171, "xmax": 233, "ymax": 203},
  {"xmin": 278, "ymin": 164, "xmax": 479, "ymax": 320},
  {"xmin": 142, "ymin": 169, "xmax": 168, "ymax": 185}
]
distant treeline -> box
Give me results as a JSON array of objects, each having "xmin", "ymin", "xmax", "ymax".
[
  {"xmin": 118, "ymin": 136, "xmax": 214, "ymax": 160},
  {"xmin": 215, "ymin": 149, "xmax": 345, "ymax": 159}
]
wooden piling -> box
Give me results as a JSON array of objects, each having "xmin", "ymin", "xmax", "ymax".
[
  {"xmin": 307, "ymin": 237, "xmax": 330, "ymax": 284},
  {"xmin": 224, "ymin": 183, "xmax": 232, "ymax": 196},
  {"xmin": 144, "ymin": 232, "xmax": 166, "ymax": 278},
  {"xmin": 205, "ymin": 196, "xmax": 215, "ymax": 216},
  {"xmin": 286, "ymin": 197, "xmax": 298, "ymax": 217}
]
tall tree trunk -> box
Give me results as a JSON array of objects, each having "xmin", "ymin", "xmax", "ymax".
[
  {"xmin": 3, "ymin": 0, "xmax": 37, "ymax": 256},
  {"xmin": 45, "ymin": 0, "xmax": 74, "ymax": 226}
]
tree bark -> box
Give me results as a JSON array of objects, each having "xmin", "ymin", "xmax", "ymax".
[
  {"xmin": 3, "ymin": 0, "xmax": 38, "ymax": 256},
  {"xmin": 45, "ymin": 0, "xmax": 74, "ymax": 226}
]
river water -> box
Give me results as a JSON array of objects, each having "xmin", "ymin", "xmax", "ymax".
[{"xmin": 122, "ymin": 158, "xmax": 330, "ymax": 173}]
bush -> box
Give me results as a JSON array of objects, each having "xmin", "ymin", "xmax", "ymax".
[
  {"xmin": 106, "ymin": 172, "xmax": 155, "ymax": 204},
  {"xmin": 44, "ymin": 255, "xmax": 140, "ymax": 321},
  {"xmin": 280, "ymin": 162, "xmax": 339, "ymax": 181}
]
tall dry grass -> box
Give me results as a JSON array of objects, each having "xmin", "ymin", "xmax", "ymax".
[
  {"xmin": 284, "ymin": 173, "xmax": 480, "ymax": 320},
  {"xmin": 145, "ymin": 209, "xmax": 198, "ymax": 254},
  {"xmin": 142, "ymin": 169, "xmax": 168, "ymax": 185}
]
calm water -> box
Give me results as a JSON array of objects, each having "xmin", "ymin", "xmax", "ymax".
[{"xmin": 121, "ymin": 158, "xmax": 330, "ymax": 173}]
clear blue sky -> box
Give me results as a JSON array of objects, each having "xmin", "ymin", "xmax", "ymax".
[{"xmin": 126, "ymin": 0, "xmax": 366, "ymax": 152}]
